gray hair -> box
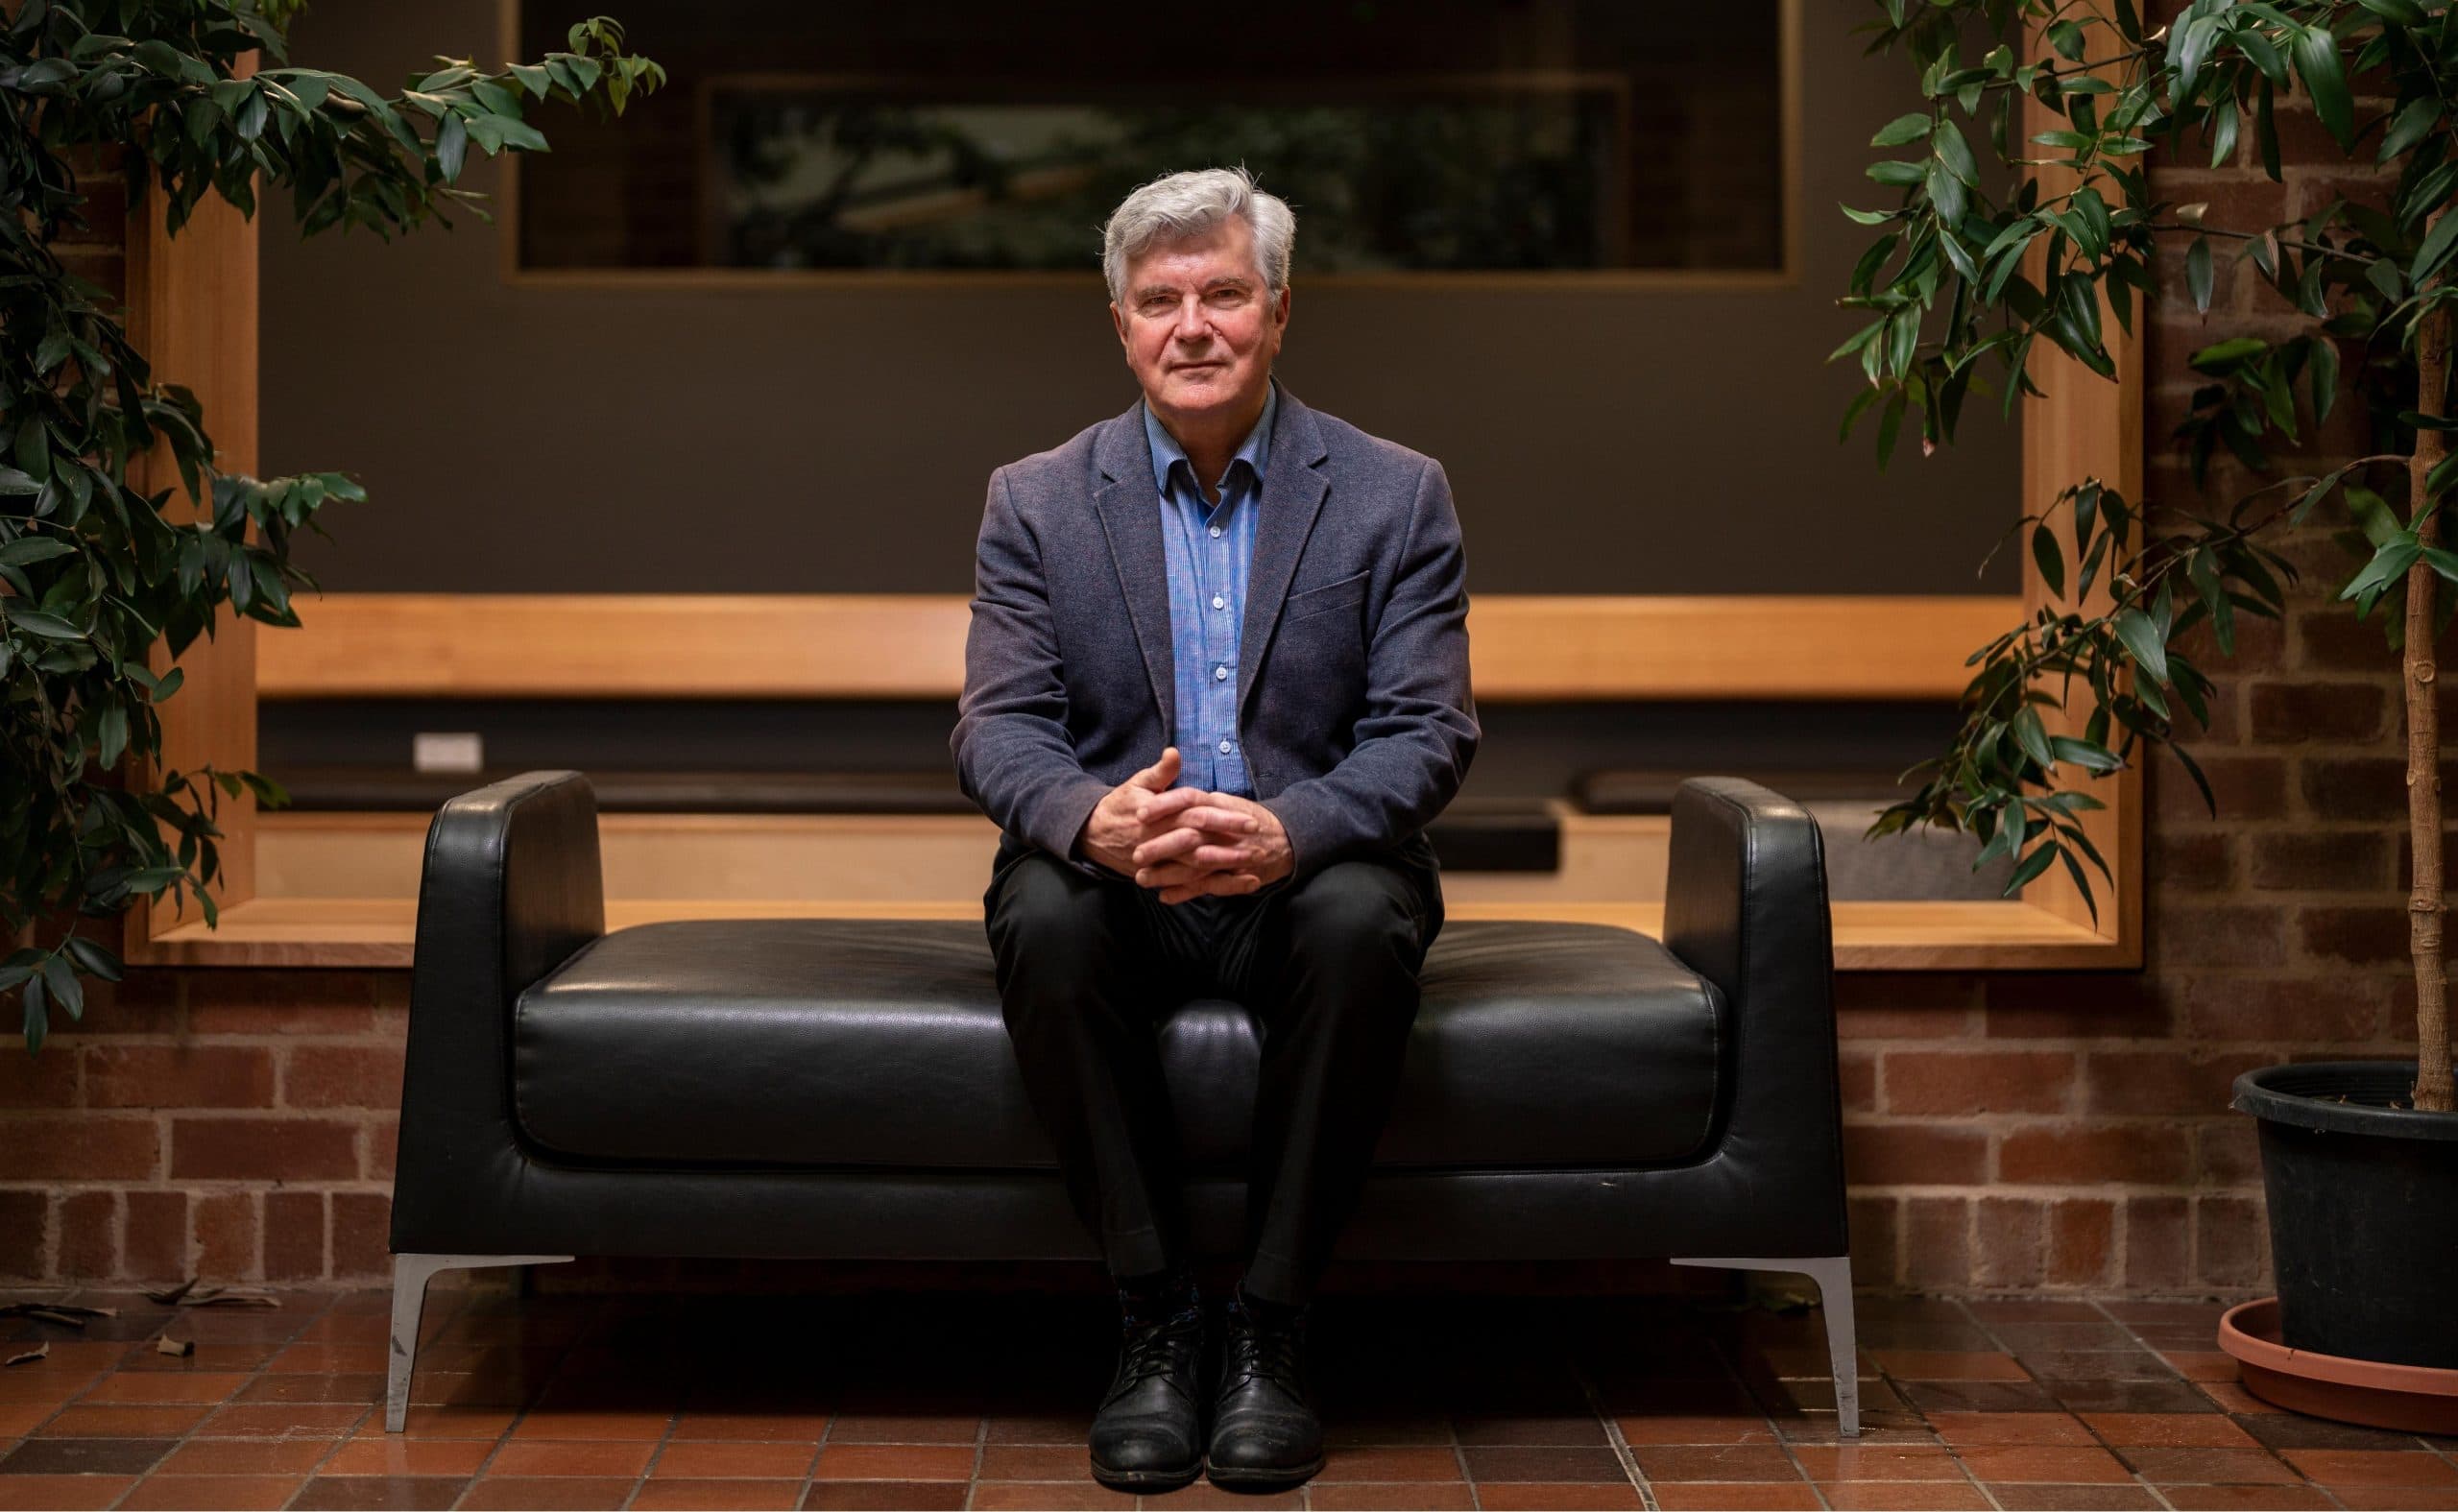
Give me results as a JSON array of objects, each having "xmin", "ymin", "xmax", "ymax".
[{"xmin": 1100, "ymin": 166, "xmax": 1295, "ymax": 306}]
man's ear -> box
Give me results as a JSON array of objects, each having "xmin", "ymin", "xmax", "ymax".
[{"xmin": 1110, "ymin": 301, "xmax": 1128, "ymax": 350}]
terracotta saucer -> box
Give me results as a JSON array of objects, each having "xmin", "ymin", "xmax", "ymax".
[{"xmin": 2218, "ymin": 1298, "xmax": 2458, "ymax": 1434}]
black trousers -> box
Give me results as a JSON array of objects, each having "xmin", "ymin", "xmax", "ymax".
[{"xmin": 984, "ymin": 835, "xmax": 1443, "ymax": 1307}]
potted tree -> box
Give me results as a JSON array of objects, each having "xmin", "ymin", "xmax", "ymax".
[
  {"xmin": 1842, "ymin": 0, "xmax": 2456, "ymax": 1428},
  {"xmin": 0, "ymin": 1, "xmax": 661, "ymax": 1048}
]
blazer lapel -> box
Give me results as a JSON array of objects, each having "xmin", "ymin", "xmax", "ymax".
[
  {"xmin": 1236, "ymin": 387, "xmax": 1332, "ymax": 717},
  {"xmin": 1091, "ymin": 399, "xmax": 1177, "ymax": 738}
]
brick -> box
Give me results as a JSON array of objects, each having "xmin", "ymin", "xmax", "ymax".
[
  {"xmin": 123, "ymin": 1190, "xmax": 187, "ymax": 1282},
  {"xmin": 1843, "ymin": 1124, "xmax": 1988, "ymax": 1186},
  {"xmin": 2155, "ymin": 752, "xmax": 2287, "ymax": 824},
  {"xmin": 1902, "ymin": 1196, "xmax": 1969, "ymax": 1290},
  {"xmin": 2151, "ymin": 901, "xmax": 2289, "ymax": 968},
  {"xmin": 2172, "ymin": 613, "xmax": 2287, "ymax": 677},
  {"xmin": 1974, "ymin": 1197, "xmax": 2046, "ymax": 1288},
  {"xmin": 2124, "ymin": 1196, "xmax": 2192, "ymax": 1290},
  {"xmin": 2249, "ymin": 682, "xmax": 2388, "ymax": 743},
  {"xmin": 1883, "ymin": 1050, "xmax": 2076, "ymax": 1116},
  {"xmin": 2196, "ymin": 1195, "xmax": 2271, "ymax": 1288},
  {"xmin": 2302, "ymin": 757, "xmax": 2458, "ymax": 821},
  {"xmin": 0, "ymin": 1044, "xmax": 82, "ymax": 1108},
  {"xmin": 2153, "ymin": 832, "xmax": 2233, "ymax": 893},
  {"xmin": 0, "ymin": 1188, "xmax": 49, "ymax": 1278},
  {"xmin": 1846, "ymin": 1195, "xmax": 1899, "ymax": 1288},
  {"xmin": 0, "ymin": 1116, "xmax": 160, "ymax": 1179},
  {"xmin": 85, "ymin": 1044, "xmax": 275, "ymax": 1109},
  {"xmin": 2181, "ymin": 973, "xmax": 2386, "ymax": 1043},
  {"xmin": 2046, "ymin": 1197, "xmax": 2115, "ymax": 1286},
  {"xmin": 331, "ymin": 1192, "xmax": 391, "ymax": 1279},
  {"xmin": 1998, "ymin": 1125, "xmax": 2191, "ymax": 1185},
  {"xmin": 2196, "ymin": 1118, "xmax": 2264, "ymax": 1188},
  {"xmin": 263, "ymin": 1190, "xmax": 325, "ymax": 1282},
  {"xmin": 2249, "ymin": 830, "xmax": 2390, "ymax": 891},
  {"xmin": 58, "ymin": 1189, "xmax": 115, "ymax": 1279},
  {"xmin": 2297, "ymin": 903, "xmax": 2411, "ymax": 966},
  {"xmin": 1984, "ymin": 973, "xmax": 2176, "ymax": 1039},
  {"xmin": 281, "ymin": 1044, "xmax": 404, "ymax": 1110},
  {"xmin": 193, "ymin": 1191, "xmax": 257, "ymax": 1283},
  {"xmin": 1838, "ymin": 1049, "xmax": 1877, "ymax": 1114},
  {"xmin": 2301, "ymin": 610, "xmax": 2453, "ymax": 671},
  {"xmin": 169, "ymin": 1116, "xmax": 359, "ymax": 1181},
  {"xmin": 365, "ymin": 1116, "xmax": 399, "ymax": 1182},
  {"xmin": 2084, "ymin": 1050, "xmax": 2273, "ymax": 1116},
  {"xmin": 60, "ymin": 970, "xmax": 181, "ymax": 1034}
]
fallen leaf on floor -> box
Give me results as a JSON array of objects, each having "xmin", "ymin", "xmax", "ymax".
[
  {"xmin": 142, "ymin": 1280, "xmax": 201, "ymax": 1306},
  {"xmin": 177, "ymin": 1285, "xmax": 278, "ymax": 1308},
  {"xmin": 0, "ymin": 1302, "xmax": 116, "ymax": 1328},
  {"xmin": 5, "ymin": 1343, "xmax": 49, "ymax": 1367},
  {"xmin": 155, "ymin": 1335, "xmax": 195, "ymax": 1356}
]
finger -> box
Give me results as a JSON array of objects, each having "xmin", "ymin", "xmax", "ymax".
[
  {"xmin": 1137, "ymin": 858, "xmax": 1217, "ymax": 890},
  {"xmin": 1167, "ymin": 805, "xmax": 1258, "ymax": 834},
  {"xmin": 1132, "ymin": 787, "xmax": 1212, "ymax": 828},
  {"xmin": 1130, "ymin": 747, "xmax": 1181, "ymax": 791},
  {"xmin": 1162, "ymin": 871, "xmax": 1262, "ymax": 904},
  {"xmin": 1131, "ymin": 828, "xmax": 1211, "ymax": 867}
]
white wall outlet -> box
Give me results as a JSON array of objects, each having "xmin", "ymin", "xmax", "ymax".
[{"xmin": 412, "ymin": 732, "xmax": 485, "ymax": 774}]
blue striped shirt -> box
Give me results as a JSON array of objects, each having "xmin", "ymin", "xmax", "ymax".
[{"xmin": 1145, "ymin": 380, "xmax": 1277, "ymax": 798}]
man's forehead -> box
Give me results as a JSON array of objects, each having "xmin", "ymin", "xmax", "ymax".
[{"xmin": 1131, "ymin": 262, "xmax": 1259, "ymax": 298}]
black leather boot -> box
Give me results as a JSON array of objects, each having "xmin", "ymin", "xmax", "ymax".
[
  {"xmin": 1088, "ymin": 1308, "xmax": 1208, "ymax": 1491},
  {"xmin": 1206, "ymin": 1295, "xmax": 1324, "ymax": 1489}
]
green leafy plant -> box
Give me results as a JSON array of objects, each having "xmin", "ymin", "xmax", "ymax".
[
  {"xmin": 1, "ymin": 1, "xmax": 663, "ymax": 1049},
  {"xmin": 1839, "ymin": 0, "xmax": 2453, "ymax": 1111}
]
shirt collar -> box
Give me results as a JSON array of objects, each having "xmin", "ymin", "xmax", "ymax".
[{"xmin": 1144, "ymin": 378, "xmax": 1277, "ymax": 505}]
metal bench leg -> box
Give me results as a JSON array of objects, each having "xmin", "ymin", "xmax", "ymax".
[
  {"xmin": 388, "ymin": 1253, "xmax": 573, "ymax": 1431},
  {"xmin": 1672, "ymin": 1255, "xmax": 1859, "ymax": 1437}
]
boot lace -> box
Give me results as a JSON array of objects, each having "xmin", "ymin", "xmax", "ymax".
[
  {"xmin": 1110, "ymin": 1314, "xmax": 1199, "ymax": 1400},
  {"xmin": 1223, "ymin": 1313, "xmax": 1304, "ymax": 1392}
]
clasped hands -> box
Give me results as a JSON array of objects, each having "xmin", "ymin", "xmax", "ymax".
[{"xmin": 1074, "ymin": 746, "xmax": 1293, "ymax": 903}]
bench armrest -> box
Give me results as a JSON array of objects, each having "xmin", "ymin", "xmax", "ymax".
[
  {"xmin": 1662, "ymin": 776, "xmax": 1848, "ymax": 1255},
  {"xmin": 392, "ymin": 771, "xmax": 606, "ymax": 1253}
]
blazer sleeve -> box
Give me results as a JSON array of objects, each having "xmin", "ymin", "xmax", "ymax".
[
  {"xmin": 950, "ymin": 466, "xmax": 1113, "ymax": 874},
  {"xmin": 1261, "ymin": 456, "xmax": 1480, "ymax": 883}
]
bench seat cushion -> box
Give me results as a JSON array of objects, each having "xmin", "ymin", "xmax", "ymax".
[{"xmin": 512, "ymin": 918, "xmax": 1723, "ymax": 1173}]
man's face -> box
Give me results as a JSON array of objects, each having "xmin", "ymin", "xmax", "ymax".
[{"xmin": 1110, "ymin": 215, "xmax": 1289, "ymax": 424}]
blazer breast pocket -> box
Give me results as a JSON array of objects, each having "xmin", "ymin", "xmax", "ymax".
[{"xmin": 1282, "ymin": 568, "xmax": 1369, "ymax": 624}]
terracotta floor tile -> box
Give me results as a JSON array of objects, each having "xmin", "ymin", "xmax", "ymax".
[
  {"xmin": 236, "ymin": 1371, "xmax": 384, "ymax": 1404},
  {"xmin": 633, "ymin": 1478, "xmax": 807, "ymax": 1510},
  {"xmin": 1467, "ymin": 1443, "xmax": 1647, "ymax": 1482},
  {"xmin": 121, "ymin": 1473, "xmax": 310, "ymax": 1509},
  {"xmin": 1770, "ymin": 1409, "xmax": 1937, "ymax": 1446},
  {"xmin": 1647, "ymin": 1484, "xmax": 1823, "ymax": 1511},
  {"xmin": 1898, "ymin": 1381, "xmax": 2067, "ymax": 1414},
  {"xmin": 1612, "ymin": 1413, "xmax": 1776, "ymax": 1445},
  {"xmin": 1967, "ymin": 1303, "xmax": 2109, "ymax": 1326},
  {"xmin": 670, "ymin": 1411, "xmax": 832, "ymax": 1442},
  {"xmin": 1626, "ymin": 1443, "xmax": 1799, "ymax": 1482},
  {"xmin": 1792, "ymin": 1443, "xmax": 1963, "ymax": 1480},
  {"xmin": 114, "ymin": 1342, "xmax": 280, "ymax": 1373},
  {"xmin": 1926, "ymin": 1410, "xmax": 2095, "ymax": 1447},
  {"xmin": 0, "ymin": 1434, "xmax": 175, "ymax": 1475},
  {"xmin": 1465, "ymin": 1484, "xmax": 1644, "ymax": 1510},
  {"xmin": 2100, "ymin": 1303, "xmax": 2228, "ymax": 1328},
  {"xmin": 287, "ymin": 1473, "xmax": 470, "ymax": 1510},
  {"xmin": 799, "ymin": 1481, "xmax": 970, "ymax": 1510},
  {"xmin": 31, "ymin": 1403, "xmax": 210, "ymax": 1437},
  {"xmin": 270, "ymin": 1344, "xmax": 392, "ymax": 1375},
  {"xmin": 1130, "ymin": 1486, "xmax": 1303, "ymax": 1510},
  {"xmin": 1819, "ymin": 1481, "xmax": 1992, "ymax": 1510},
  {"xmin": 0, "ymin": 1408, "xmax": 47, "ymax": 1440},
  {"xmin": 458, "ymin": 1476, "xmax": 642, "ymax": 1509},
  {"xmin": 349, "ymin": 1405, "xmax": 511, "ymax": 1440},
  {"xmin": 1981, "ymin": 1484, "xmax": 2163, "ymax": 1511},
  {"xmin": 2019, "ymin": 1351, "xmax": 2177, "ymax": 1384},
  {"xmin": 0, "ymin": 1474, "xmax": 133, "ymax": 1510},
  {"xmin": 983, "ymin": 1415, "xmax": 1093, "ymax": 1446},
  {"xmin": 77, "ymin": 1370, "xmax": 250, "ymax": 1404},
  {"xmin": 487, "ymin": 1437, "xmax": 659, "ymax": 1476},
  {"xmin": 965, "ymin": 1484, "xmax": 1143, "ymax": 1511},
  {"xmin": 808, "ymin": 1444, "xmax": 976, "ymax": 1481},
  {"xmin": 504, "ymin": 1407, "xmax": 673, "ymax": 1441},
  {"xmin": 1307, "ymin": 1484, "xmax": 1480, "ymax": 1510},
  {"xmin": 1988, "ymin": 1324, "xmax": 2142, "ymax": 1353},
  {"xmin": 1870, "ymin": 1350, "xmax": 2032, "ymax": 1381},
  {"xmin": 825, "ymin": 1412, "xmax": 979, "ymax": 1443},
  {"xmin": 319, "ymin": 1436, "xmax": 495, "ymax": 1476},
  {"xmin": 2122, "ymin": 1446, "xmax": 2301, "ymax": 1483},
  {"xmin": 2237, "ymin": 1411, "xmax": 2437, "ymax": 1451},
  {"xmin": 2083, "ymin": 1412, "xmax": 2260, "ymax": 1447},
  {"xmin": 652, "ymin": 1439, "xmax": 816, "ymax": 1478},
  {"xmin": 1452, "ymin": 1413, "xmax": 1608, "ymax": 1446},
  {"xmin": 2161, "ymin": 1351, "xmax": 2241, "ymax": 1382},
  {"xmin": 1320, "ymin": 1417, "xmax": 1451, "ymax": 1447},
  {"xmin": 1314, "ymin": 1445, "xmax": 1465, "ymax": 1481},
  {"xmin": 2199, "ymin": 1383, "xmax": 2280, "ymax": 1414},
  {"xmin": 198, "ymin": 1401, "xmax": 370, "ymax": 1435},
  {"xmin": 2281, "ymin": 1449, "xmax": 2458, "ymax": 1485},
  {"xmin": 2326, "ymin": 1487, "xmax": 2458, "ymax": 1510},
  {"xmin": 2152, "ymin": 1487, "xmax": 2333, "ymax": 1511},
  {"xmin": 1954, "ymin": 1444, "xmax": 2134, "ymax": 1484},
  {"xmin": 296, "ymin": 1311, "xmax": 393, "ymax": 1344},
  {"xmin": 972, "ymin": 1445, "xmax": 1095, "ymax": 1482},
  {"xmin": 158, "ymin": 1436, "xmax": 338, "ymax": 1475},
  {"xmin": 2052, "ymin": 1380, "xmax": 2218, "ymax": 1414}
]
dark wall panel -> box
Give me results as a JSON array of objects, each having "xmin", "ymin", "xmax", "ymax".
[{"xmin": 258, "ymin": 0, "xmax": 2021, "ymax": 597}]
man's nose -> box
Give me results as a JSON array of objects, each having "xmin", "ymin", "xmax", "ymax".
[{"xmin": 1171, "ymin": 297, "xmax": 1210, "ymax": 342}]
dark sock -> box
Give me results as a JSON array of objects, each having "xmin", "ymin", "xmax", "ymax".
[
  {"xmin": 1230, "ymin": 1279, "xmax": 1306, "ymax": 1331},
  {"xmin": 1118, "ymin": 1262, "xmax": 1200, "ymax": 1330}
]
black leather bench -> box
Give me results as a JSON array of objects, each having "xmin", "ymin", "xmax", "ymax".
[{"xmin": 385, "ymin": 770, "xmax": 1858, "ymax": 1434}]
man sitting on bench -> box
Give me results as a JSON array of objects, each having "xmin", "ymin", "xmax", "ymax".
[{"xmin": 951, "ymin": 165, "xmax": 1480, "ymax": 1493}]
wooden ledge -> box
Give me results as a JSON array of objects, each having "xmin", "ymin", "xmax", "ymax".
[{"xmin": 135, "ymin": 895, "xmax": 2127, "ymax": 972}]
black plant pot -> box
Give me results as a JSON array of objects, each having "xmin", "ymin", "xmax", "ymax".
[{"xmin": 2231, "ymin": 1061, "xmax": 2458, "ymax": 1371}]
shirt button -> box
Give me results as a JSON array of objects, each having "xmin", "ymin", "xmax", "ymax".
[
  {"xmin": 1211, "ymin": 594, "xmax": 1224, "ymax": 611},
  {"xmin": 1217, "ymin": 738, "xmax": 1233, "ymax": 755},
  {"xmin": 1208, "ymin": 525, "xmax": 1221, "ymax": 538},
  {"xmin": 1214, "ymin": 664, "xmax": 1229, "ymax": 682}
]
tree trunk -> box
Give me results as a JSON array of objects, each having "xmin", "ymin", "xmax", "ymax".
[{"xmin": 2406, "ymin": 300, "xmax": 2454, "ymax": 1115}]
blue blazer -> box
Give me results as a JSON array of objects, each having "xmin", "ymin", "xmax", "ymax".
[{"xmin": 952, "ymin": 386, "xmax": 1479, "ymax": 884}]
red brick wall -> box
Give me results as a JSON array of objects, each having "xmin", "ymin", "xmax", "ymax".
[{"xmin": 0, "ymin": 80, "xmax": 2424, "ymax": 1293}]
